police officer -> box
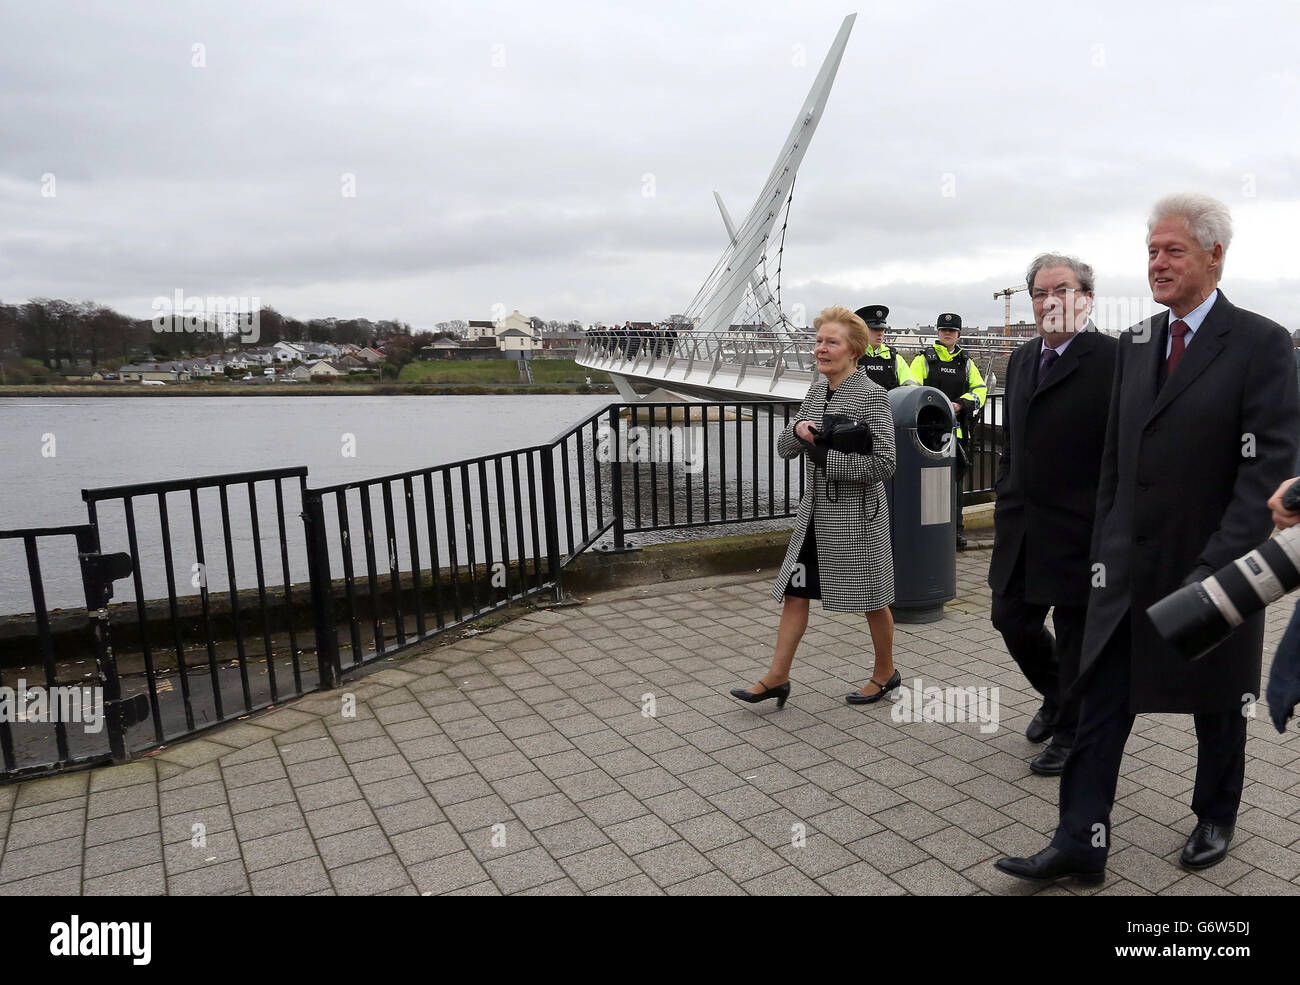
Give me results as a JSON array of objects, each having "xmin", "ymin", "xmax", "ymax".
[
  {"xmin": 854, "ymin": 305, "xmax": 915, "ymax": 390},
  {"xmin": 910, "ymin": 313, "xmax": 987, "ymax": 547}
]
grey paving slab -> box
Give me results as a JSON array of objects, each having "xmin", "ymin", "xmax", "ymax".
[
  {"xmin": 373, "ymin": 798, "xmax": 446, "ymax": 836},
  {"xmin": 330, "ymin": 854, "xmax": 411, "ymax": 896},
  {"xmin": 83, "ymin": 862, "xmax": 167, "ymax": 896},
  {"xmin": 249, "ymin": 857, "xmax": 333, "ymax": 896},
  {"xmin": 85, "ymin": 806, "xmax": 160, "ymax": 848},
  {"xmin": 556, "ymin": 842, "xmax": 643, "ymax": 892},
  {"xmin": 83, "ymin": 833, "xmax": 165, "ymax": 880},
  {"xmin": 665, "ymin": 870, "xmax": 748, "ymax": 895},
  {"xmin": 167, "ymin": 859, "xmax": 249, "ymax": 896},
  {"xmin": 587, "ymin": 873, "xmax": 664, "ymax": 896},
  {"xmin": 316, "ymin": 825, "xmax": 392, "ymax": 869},
  {"xmin": 6, "ymin": 807, "xmax": 85, "ymax": 850},
  {"xmin": 407, "ymin": 849, "xmax": 491, "ymax": 895}
]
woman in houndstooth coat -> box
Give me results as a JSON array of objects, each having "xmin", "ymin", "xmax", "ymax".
[{"xmin": 730, "ymin": 306, "xmax": 901, "ymax": 709}]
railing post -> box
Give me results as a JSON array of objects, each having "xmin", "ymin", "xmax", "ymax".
[
  {"xmin": 607, "ymin": 406, "xmax": 626, "ymax": 552},
  {"xmin": 301, "ymin": 486, "xmax": 340, "ymax": 690},
  {"xmin": 538, "ymin": 446, "xmax": 565, "ymax": 601},
  {"xmin": 74, "ymin": 526, "xmax": 133, "ymax": 765}
]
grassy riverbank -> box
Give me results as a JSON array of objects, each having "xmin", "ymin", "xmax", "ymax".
[
  {"xmin": 0, "ymin": 359, "xmax": 615, "ymax": 396},
  {"xmin": 398, "ymin": 358, "xmax": 605, "ymax": 385}
]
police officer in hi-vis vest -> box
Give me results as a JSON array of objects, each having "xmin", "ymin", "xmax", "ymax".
[
  {"xmin": 854, "ymin": 305, "xmax": 915, "ymax": 390},
  {"xmin": 910, "ymin": 313, "xmax": 987, "ymax": 547}
]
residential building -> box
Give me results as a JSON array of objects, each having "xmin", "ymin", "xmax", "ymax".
[{"xmin": 117, "ymin": 361, "xmax": 193, "ymax": 382}]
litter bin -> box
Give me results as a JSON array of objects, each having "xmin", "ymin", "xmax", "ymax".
[{"xmin": 886, "ymin": 385, "xmax": 957, "ymax": 623}]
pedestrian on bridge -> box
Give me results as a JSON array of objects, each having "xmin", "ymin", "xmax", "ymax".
[{"xmin": 730, "ymin": 305, "xmax": 901, "ymax": 709}]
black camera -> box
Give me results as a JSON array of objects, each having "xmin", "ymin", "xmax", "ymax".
[{"xmin": 1147, "ymin": 482, "xmax": 1300, "ymax": 661}]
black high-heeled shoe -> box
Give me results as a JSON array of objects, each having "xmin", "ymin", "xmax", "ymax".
[
  {"xmin": 846, "ymin": 669, "xmax": 901, "ymax": 705},
  {"xmin": 729, "ymin": 680, "xmax": 791, "ymax": 708}
]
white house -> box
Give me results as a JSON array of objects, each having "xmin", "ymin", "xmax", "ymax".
[
  {"xmin": 274, "ymin": 341, "xmax": 340, "ymax": 363},
  {"xmin": 497, "ymin": 328, "xmax": 537, "ymax": 353},
  {"xmin": 292, "ymin": 359, "xmax": 346, "ymax": 379},
  {"xmin": 179, "ymin": 355, "xmax": 229, "ymax": 377},
  {"xmin": 236, "ymin": 347, "xmax": 280, "ymax": 366},
  {"xmin": 496, "ymin": 310, "xmax": 533, "ymax": 338}
]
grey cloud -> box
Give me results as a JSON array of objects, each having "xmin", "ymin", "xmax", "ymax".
[{"xmin": 1, "ymin": 0, "xmax": 1298, "ymax": 327}]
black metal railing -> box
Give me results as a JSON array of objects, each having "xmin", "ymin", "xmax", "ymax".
[
  {"xmin": 80, "ymin": 467, "xmax": 315, "ymax": 753},
  {"xmin": 301, "ymin": 446, "xmax": 570, "ymax": 682},
  {"xmin": 0, "ymin": 525, "xmax": 131, "ymax": 778},
  {"xmin": 610, "ymin": 402, "xmax": 804, "ymax": 541},
  {"xmin": 964, "ymin": 392, "xmax": 1003, "ymax": 500},
  {"xmin": 1, "ymin": 397, "xmax": 1003, "ymax": 780}
]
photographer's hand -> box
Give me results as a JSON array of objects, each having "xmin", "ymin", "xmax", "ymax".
[{"xmin": 1269, "ymin": 477, "xmax": 1300, "ymax": 530}]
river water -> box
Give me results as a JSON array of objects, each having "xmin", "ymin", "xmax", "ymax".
[{"xmin": 0, "ymin": 395, "xmax": 612, "ymax": 614}]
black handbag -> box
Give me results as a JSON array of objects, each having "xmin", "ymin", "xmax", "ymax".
[{"xmin": 813, "ymin": 412, "xmax": 873, "ymax": 455}]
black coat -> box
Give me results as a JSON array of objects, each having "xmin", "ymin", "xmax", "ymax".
[
  {"xmin": 1082, "ymin": 292, "xmax": 1300, "ymax": 713},
  {"xmin": 988, "ymin": 327, "xmax": 1117, "ymax": 606}
]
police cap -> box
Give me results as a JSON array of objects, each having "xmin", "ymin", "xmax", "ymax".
[{"xmin": 854, "ymin": 305, "xmax": 889, "ymax": 329}]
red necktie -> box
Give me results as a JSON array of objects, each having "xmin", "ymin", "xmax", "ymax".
[{"xmin": 1166, "ymin": 319, "xmax": 1190, "ymax": 376}]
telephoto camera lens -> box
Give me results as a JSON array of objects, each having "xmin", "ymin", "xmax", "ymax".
[{"xmin": 1147, "ymin": 482, "xmax": 1300, "ymax": 661}]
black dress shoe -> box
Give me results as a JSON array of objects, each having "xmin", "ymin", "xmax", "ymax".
[
  {"xmin": 1180, "ymin": 820, "xmax": 1234, "ymax": 870},
  {"xmin": 846, "ymin": 669, "xmax": 902, "ymax": 705},
  {"xmin": 994, "ymin": 846, "xmax": 1104, "ymax": 885},
  {"xmin": 729, "ymin": 680, "xmax": 790, "ymax": 708},
  {"xmin": 1025, "ymin": 703, "xmax": 1056, "ymax": 744},
  {"xmin": 956, "ymin": 533, "xmax": 968, "ymax": 549},
  {"xmin": 1029, "ymin": 743, "xmax": 1070, "ymax": 776}
]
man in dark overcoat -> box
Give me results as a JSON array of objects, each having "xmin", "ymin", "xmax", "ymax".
[{"xmin": 988, "ymin": 253, "xmax": 1117, "ymax": 775}]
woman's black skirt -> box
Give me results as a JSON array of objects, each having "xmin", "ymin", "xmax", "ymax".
[{"xmin": 783, "ymin": 518, "xmax": 821, "ymax": 600}]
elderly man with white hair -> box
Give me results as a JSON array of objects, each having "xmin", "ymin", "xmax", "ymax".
[{"xmin": 996, "ymin": 193, "xmax": 1300, "ymax": 885}]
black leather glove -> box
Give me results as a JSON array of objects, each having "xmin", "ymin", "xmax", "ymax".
[{"xmin": 801, "ymin": 439, "xmax": 828, "ymax": 468}]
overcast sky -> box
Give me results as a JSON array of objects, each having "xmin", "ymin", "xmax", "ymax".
[{"xmin": 2, "ymin": 0, "xmax": 1298, "ymax": 333}]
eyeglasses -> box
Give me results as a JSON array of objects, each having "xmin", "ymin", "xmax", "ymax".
[{"xmin": 1030, "ymin": 287, "xmax": 1085, "ymax": 302}]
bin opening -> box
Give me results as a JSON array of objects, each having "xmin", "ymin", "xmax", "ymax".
[{"xmin": 915, "ymin": 405, "xmax": 951, "ymax": 453}]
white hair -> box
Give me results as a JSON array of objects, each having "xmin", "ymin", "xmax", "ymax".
[
  {"xmin": 1147, "ymin": 192, "xmax": 1233, "ymax": 281},
  {"xmin": 1025, "ymin": 252, "xmax": 1095, "ymax": 293}
]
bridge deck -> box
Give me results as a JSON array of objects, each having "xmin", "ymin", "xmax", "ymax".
[{"xmin": 2, "ymin": 547, "xmax": 1297, "ymax": 896}]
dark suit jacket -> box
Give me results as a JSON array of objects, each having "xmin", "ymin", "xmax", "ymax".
[
  {"xmin": 1081, "ymin": 292, "xmax": 1300, "ymax": 713},
  {"xmin": 988, "ymin": 326, "xmax": 1117, "ymax": 606}
]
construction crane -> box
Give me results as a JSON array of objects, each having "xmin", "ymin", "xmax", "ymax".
[{"xmin": 993, "ymin": 284, "xmax": 1028, "ymax": 336}]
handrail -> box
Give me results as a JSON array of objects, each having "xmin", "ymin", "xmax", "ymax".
[
  {"xmin": 83, "ymin": 466, "xmax": 309, "ymax": 502},
  {"xmin": 577, "ymin": 329, "xmax": 1029, "ymax": 377}
]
